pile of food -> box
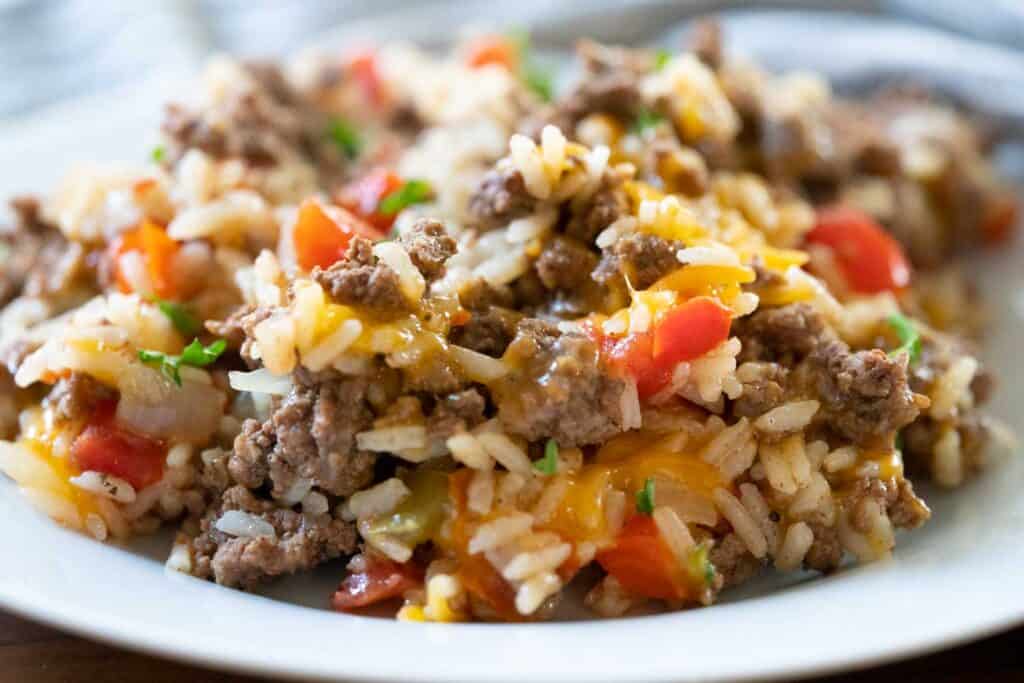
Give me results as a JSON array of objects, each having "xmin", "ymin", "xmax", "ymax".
[{"xmin": 0, "ymin": 20, "xmax": 1017, "ymax": 621}]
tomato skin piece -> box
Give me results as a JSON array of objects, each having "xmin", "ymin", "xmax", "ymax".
[
  {"xmin": 602, "ymin": 298, "xmax": 732, "ymax": 400},
  {"xmin": 70, "ymin": 401, "xmax": 166, "ymax": 491},
  {"xmin": 110, "ymin": 221, "xmax": 180, "ymax": 299},
  {"xmin": 347, "ymin": 49, "xmax": 383, "ymax": 106},
  {"xmin": 465, "ymin": 36, "xmax": 518, "ymax": 71},
  {"xmin": 332, "ymin": 558, "xmax": 424, "ymax": 611},
  {"xmin": 651, "ymin": 296, "xmax": 732, "ymax": 367},
  {"xmin": 337, "ymin": 169, "xmax": 405, "ymax": 233},
  {"xmin": 805, "ymin": 206, "xmax": 911, "ymax": 294},
  {"xmin": 293, "ymin": 198, "xmax": 375, "ymax": 271},
  {"xmin": 980, "ymin": 196, "xmax": 1018, "ymax": 245},
  {"xmin": 606, "ymin": 331, "xmax": 671, "ymax": 400},
  {"xmin": 595, "ymin": 515, "xmax": 687, "ymax": 601}
]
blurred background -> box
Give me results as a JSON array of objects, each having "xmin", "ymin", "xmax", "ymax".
[{"xmin": 2, "ymin": 0, "xmax": 1024, "ymax": 122}]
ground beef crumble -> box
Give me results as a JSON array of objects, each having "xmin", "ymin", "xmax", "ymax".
[
  {"xmin": 229, "ymin": 368, "xmax": 376, "ymax": 500},
  {"xmin": 1, "ymin": 196, "xmax": 90, "ymax": 307},
  {"xmin": 535, "ymin": 237, "xmax": 598, "ymax": 292},
  {"xmin": 493, "ymin": 319, "xmax": 628, "ymax": 447},
  {"xmin": 399, "ymin": 218, "xmax": 456, "ymax": 283},
  {"xmin": 313, "ymin": 236, "xmax": 410, "ymax": 314},
  {"xmin": 190, "ymin": 485, "xmax": 357, "ymax": 589},
  {"xmin": 467, "ymin": 166, "xmax": 537, "ymax": 231},
  {"xmin": 592, "ymin": 233, "xmax": 681, "ymax": 290}
]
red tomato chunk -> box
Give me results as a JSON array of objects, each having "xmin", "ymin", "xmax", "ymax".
[
  {"xmin": 806, "ymin": 206, "xmax": 911, "ymax": 294},
  {"xmin": 332, "ymin": 558, "xmax": 423, "ymax": 611},
  {"xmin": 70, "ymin": 402, "xmax": 166, "ymax": 490}
]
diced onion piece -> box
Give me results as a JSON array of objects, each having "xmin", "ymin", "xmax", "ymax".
[{"xmin": 228, "ymin": 368, "xmax": 294, "ymax": 396}]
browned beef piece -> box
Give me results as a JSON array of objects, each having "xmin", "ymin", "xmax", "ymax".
[
  {"xmin": 709, "ymin": 533, "xmax": 762, "ymax": 589},
  {"xmin": 803, "ymin": 522, "xmax": 842, "ymax": 573},
  {"xmin": 564, "ymin": 173, "xmax": 628, "ymax": 244},
  {"xmin": 44, "ymin": 373, "xmax": 116, "ymax": 423},
  {"xmin": 426, "ymin": 388, "xmax": 488, "ymax": 440},
  {"xmin": 399, "ymin": 218, "xmax": 456, "ymax": 283},
  {"xmin": 0, "ymin": 196, "xmax": 88, "ymax": 307},
  {"xmin": 190, "ymin": 485, "xmax": 357, "ymax": 589},
  {"xmin": 642, "ymin": 137, "xmax": 710, "ymax": 197},
  {"xmin": 451, "ymin": 279, "xmax": 522, "ymax": 358},
  {"xmin": 592, "ymin": 233, "xmax": 680, "ymax": 290},
  {"xmin": 493, "ymin": 319, "xmax": 628, "ymax": 447},
  {"xmin": 523, "ymin": 40, "xmax": 649, "ymax": 138},
  {"xmin": 688, "ymin": 18, "xmax": 724, "ymax": 70},
  {"xmin": 732, "ymin": 362, "xmax": 788, "ymax": 418},
  {"xmin": 206, "ymin": 304, "xmax": 273, "ymax": 365},
  {"xmin": 467, "ymin": 166, "xmax": 537, "ymax": 231},
  {"xmin": 734, "ymin": 303, "xmax": 831, "ymax": 364},
  {"xmin": 535, "ymin": 237, "xmax": 598, "ymax": 291},
  {"xmin": 162, "ymin": 63, "xmax": 344, "ymax": 183},
  {"xmin": 845, "ymin": 475, "xmax": 930, "ymax": 533},
  {"xmin": 313, "ymin": 237, "xmax": 410, "ymax": 314},
  {"xmin": 229, "ymin": 368, "xmax": 376, "ymax": 500},
  {"xmin": 806, "ymin": 341, "xmax": 922, "ymax": 446},
  {"xmin": 0, "ymin": 370, "xmax": 17, "ymax": 440}
]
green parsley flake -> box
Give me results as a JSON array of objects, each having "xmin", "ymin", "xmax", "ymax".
[
  {"xmin": 635, "ymin": 477, "xmax": 656, "ymax": 515},
  {"xmin": 379, "ymin": 180, "xmax": 433, "ymax": 215},
  {"xmin": 654, "ymin": 49, "xmax": 672, "ymax": 70},
  {"xmin": 509, "ymin": 29, "xmax": 553, "ymax": 102},
  {"xmin": 887, "ymin": 313, "xmax": 921, "ymax": 364},
  {"xmin": 151, "ymin": 145, "xmax": 166, "ymax": 163},
  {"xmin": 153, "ymin": 298, "xmax": 201, "ymax": 337},
  {"xmin": 138, "ymin": 338, "xmax": 227, "ymax": 387},
  {"xmin": 327, "ymin": 117, "xmax": 361, "ymax": 158},
  {"xmin": 533, "ymin": 439, "xmax": 559, "ymax": 475},
  {"xmin": 631, "ymin": 108, "xmax": 665, "ymax": 135}
]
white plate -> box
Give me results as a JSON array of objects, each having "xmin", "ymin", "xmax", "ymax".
[{"xmin": 1, "ymin": 6, "xmax": 1024, "ymax": 682}]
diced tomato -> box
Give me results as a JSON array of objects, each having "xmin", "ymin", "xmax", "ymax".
[
  {"xmin": 337, "ymin": 168, "xmax": 405, "ymax": 233},
  {"xmin": 805, "ymin": 206, "xmax": 911, "ymax": 294},
  {"xmin": 465, "ymin": 36, "xmax": 519, "ymax": 71},
  {"xmin": 596, "ymin": 514, "xmax": 688, "ymax": 601},
  {"xmin": 109, "ymin": 220, "xmax": 180, "ymax": 299},
  {"xmin": 980, "ymin": 195, "xmax": 1018, "ymax": 245},
  {"xmin": 347, "ymin": 49, "xmax": 383, "ymax": 106},
  {"xmin": 606, "ymin": 330, "xmax": 671, "ymax": 399},
  {"xmin": 293, "ymin": 197, "xmax": 375, "ymax": 271},
  {"xmin": 331, "ymin": 557, "xmax": 423, "ymax": 611},
  {"xmin": 70, "ymin": 400, "xmax": 166, "ymax": 491},
  {"xmin": 604, "ymin": 297, "xmax": 732, "ymax": 400},
  {"xmin": 652, "ymin": 297, "xmax": 732, "ymax": 367}
]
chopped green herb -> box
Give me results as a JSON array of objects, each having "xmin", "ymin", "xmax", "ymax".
[
  {"xmin": 631, "ymin": 107, "xmax": 665, "ymax": 135},
  {"xmin": 151, "ymin": 145, "xmax": 166, "ymax": 163},
  {"xmin": 635, "ymin": 477, "xmax": 656, "ymax": 515},
  {"xmin": 138, "ymin": 338, "xmax": 227, "ymax": 387},
  {"xmin": 152, "ymin": 298, "xmax": 201, "ymax": 336},
  {"xmin": 894, "ymin": 431, "xmax": 904, "ymax": 453},
  {"xmin": 327, "ymin": 117, "xmax": 361, "ymax": 158},
  {"xmin": 654, "ymin": 48, "xmax": 672, "ymax": 70},
  {"xmin": 533, "ymin": 438, "xmax": 559, "ymax": 475},
  {"xmin": 509, "ymin": 29, "xmax": 553, "ymax": 102},
  {"xmin": 887, "ymin": 313, "xmax": 921, "ymax": 364},
  {"xmin": 379, "ymin": 179, "xmax": 433, "ymax": 215}
]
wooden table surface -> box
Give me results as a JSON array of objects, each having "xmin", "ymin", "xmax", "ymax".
[{"xmin": 2, "ymin": 607, "xmax": 1021, "ymax": 682}]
